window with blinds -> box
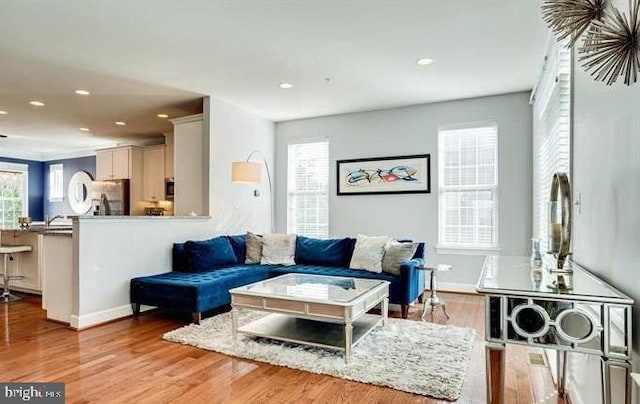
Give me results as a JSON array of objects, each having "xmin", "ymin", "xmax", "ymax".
[
  {"xmin": 49, "ymin": 163, "xmax": 64, "ymax": 201},
  {"xmin": 287, "ymin": 141, "xmax": 329, "ymax": 238},
  {"xmin": 0, "ymin": 163, "xmax": 28, "ymax": 227},
  {"xmin": 532, "ymin": 41, "xmax": 571, "ymax": 253},
  {"xmin": 438, "ymin": 123, "xmax": 499, "ymax": 249}
]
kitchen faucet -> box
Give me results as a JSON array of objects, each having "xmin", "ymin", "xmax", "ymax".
[{"xmin": 45, "ymin": 215, "xmax": 65, "ymax": 227}]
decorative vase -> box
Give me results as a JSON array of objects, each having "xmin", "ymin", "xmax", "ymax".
[{"xmin": 531, "ymin": 238, "xmax": 543, "ymax": 269}]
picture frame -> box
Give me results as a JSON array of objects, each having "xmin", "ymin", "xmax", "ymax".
[{"xmin": 336, "ymin": 154, "xmax": 431, "ymax": 195}]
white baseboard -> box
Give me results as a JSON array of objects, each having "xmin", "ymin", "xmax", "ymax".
[
  {"xmin": 70, "ymin": 304, "xmax": 155, "ymax": 330},
  {"xmin": 437, "ymin": 282, "xmax": 478, "ymax": 294},
  {"xmin": 70, "ymin": 304, "xmax": 133, "ymax": 329}
]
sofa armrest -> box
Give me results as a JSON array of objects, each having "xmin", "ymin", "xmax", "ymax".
[{"xmin": 398, "ymin": 258, "xmax": 426, "ymax": 305}]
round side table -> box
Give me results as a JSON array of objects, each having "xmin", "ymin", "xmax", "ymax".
[{"xmin": 419, "ymin": 264, "xmax": 452, "ymax": 321}]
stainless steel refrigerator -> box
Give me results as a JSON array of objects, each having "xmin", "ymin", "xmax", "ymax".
[{"xmin": 90, "ymin": 179, "xmax": 130, "ymax": 216}]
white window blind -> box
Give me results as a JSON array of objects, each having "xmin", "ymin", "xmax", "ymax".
[
  {"xmin": 0, "ymin": 163, "xmax": 29, "ymax": 226},
  {"xmin": 532, "ymin": 41, "xmax": 571, "ymax": 253},
  {"xmin": 49, "ymin": 163, "xmax": 64, "ymax": 201},
  {"xmin": 287, "ymin": 141, "xmax": 329, "ymax": 238},
  {"xmin": 438, "ymin": 123, "xmax": 499, "ymax": 249}
]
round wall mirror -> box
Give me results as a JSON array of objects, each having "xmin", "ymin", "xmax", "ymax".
[
  {"xmin": 68, "ymin": 171, "xmax": 93, "ymax": 214},
  {"xmin": 549, "ymin": 172, "xmax": 572, "ymax": 269}
]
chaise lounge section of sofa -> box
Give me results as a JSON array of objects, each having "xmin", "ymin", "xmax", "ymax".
[{"xmin": 130, "ymin": 234, "xmax": 425, "ymax": 323}]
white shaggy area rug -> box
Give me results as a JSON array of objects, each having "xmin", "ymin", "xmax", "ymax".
[{"xmin": 163, "ymin": 311, "xmax": 475, "ymax": 401}]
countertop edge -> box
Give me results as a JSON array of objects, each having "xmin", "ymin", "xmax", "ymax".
[{"xmin": 75, "ymin": 215, "xmax": 212, "ymax": 220}]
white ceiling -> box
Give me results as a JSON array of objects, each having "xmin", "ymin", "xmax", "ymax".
[{"xmin": 0, "ymin": 0, "xmax": 548, "ymax": 159}]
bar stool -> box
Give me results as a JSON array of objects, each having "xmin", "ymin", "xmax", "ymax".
[
  {"xmin": 0, "ymin": 245, "xmax": 32, "ymax": 302},
  {"xmin": 418, "ymin": 264, "xmax": 452, "ymax": 321}
]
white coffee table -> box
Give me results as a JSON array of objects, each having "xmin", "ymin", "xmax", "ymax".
[{"xmin": 229, "ymin": 273, "xmax": 389, "ymax": 363}]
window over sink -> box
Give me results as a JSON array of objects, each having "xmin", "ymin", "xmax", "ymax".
[{"xmin": 0, "ymin": 162, "xmax": 28, "ymax": 226}]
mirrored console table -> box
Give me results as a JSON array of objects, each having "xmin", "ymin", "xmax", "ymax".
[{"xmin": 477, "ymin": 256, "xmax": 633, "ymax": 404}]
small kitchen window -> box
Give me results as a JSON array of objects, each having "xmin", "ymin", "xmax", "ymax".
[
  {"xmin": 0, "ymin": 162, "xmax": 28, "ymax": 226},
  {"xmin": 49, "ymin": 164, "xmax": 64, "ymax": 201}
]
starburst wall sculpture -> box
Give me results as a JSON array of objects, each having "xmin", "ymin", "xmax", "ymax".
[
  {"xmin": 542, "ymin": 0, "xmax": 609, "ymax": 46},
  {"xmin": 542, "ymin": 0, "xmax": 640, "ymax": 85}
]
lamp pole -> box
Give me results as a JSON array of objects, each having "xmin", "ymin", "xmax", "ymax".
[{"xmin": 244, "ymin": 150, "xmax": 274, "ymax": 233}]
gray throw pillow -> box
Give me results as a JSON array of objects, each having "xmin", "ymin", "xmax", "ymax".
[
  {"xmin": 260, "ymin": 233, "xmax": 297, "ymax": 265},
  {"xmin": 382, "ymin": 241, "xmax": 418, "ymax": 275},
  {"xmin": 245, "ymin": 232, "xmax": 263, "ymax": 264}
]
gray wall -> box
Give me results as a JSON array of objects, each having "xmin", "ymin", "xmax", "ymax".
[
  {"xmin": 208, "ymin": 97, "xmax": 275, "ymax": 234},
  {"xmin": 568, "ymin": 50, "xmax": 640, "ymax": 403},
  {"xmin": 275, "ymin": 92, "xmax": 532, "ymax": 286}
]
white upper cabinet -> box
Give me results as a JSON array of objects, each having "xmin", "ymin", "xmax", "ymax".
[
  {"xmin": 96, "ymin": 147, "xmax": 131, "ymax": 180},
  {"xmin": 143, "ymin": 146, "xmax": 166, "ymax": 201}
]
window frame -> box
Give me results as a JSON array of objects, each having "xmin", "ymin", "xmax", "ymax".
[
  {"xmin": 436, "ymin": 121, "xmax": 500, "ymax": 255},
  {"xmin": 0, "ymin": 162, "xmax": 29, "ymax": 225},
  {"xmin": 286, "ymin": 139, "xmax": 330, "ymax": 238},
  {"xmin": 532, "ymin": 40, "xmax": 572, "ymax": 254}
]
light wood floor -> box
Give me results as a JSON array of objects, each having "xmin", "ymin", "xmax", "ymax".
[{"xmin": 0, "ymin": 293, "xmax": 568, "ymax": 403}]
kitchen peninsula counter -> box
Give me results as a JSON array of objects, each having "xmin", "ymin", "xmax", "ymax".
[
  {"xmin": 77, "ymin": 215, "xmax": 211, "ymax": 220},
  {"xmin": 0, "ymin": 224, "xmax": 72, "ymax": 236},
  {"xmin": 71, "ymin": 215, "xmax": 218, "ymax": 329}
]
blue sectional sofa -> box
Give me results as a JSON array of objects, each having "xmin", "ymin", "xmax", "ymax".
[{"xmin": 130, "ymin": 234, "xmax": 425, "ymax": 323}]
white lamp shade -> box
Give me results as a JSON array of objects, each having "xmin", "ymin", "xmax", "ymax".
[{"xmin": 231, "ymin": 161, "xmax": 262, "ymax": 184}]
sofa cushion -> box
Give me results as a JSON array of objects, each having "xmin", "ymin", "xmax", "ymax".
[
  {"xmin": 131, "ymin": 265, "xmax": 273, "ymax": 313},
  {"xmin": 261, "ymin": 233, "xmax": 296, "ymax": 265},
  {"xmin": 349, "ymin": 234, "xmax": 390, "ymax": 273},
  {"xmin": 382, "ymin": 241, "xmax": 418, "ymax": 275},
  {"xmin": 172, "ymin": 243, "xmax": 190, "ymax": 272},
  {"xmin": 226, "ymin": 234, "xmax": 246, "ymax": 264},
  {"xmin": 295, "ymin": 236, "xmax": 354, "ymax": 267},
  {"xmin": 184, "ymin": 236, "xmax": 237, "ymax": 272},
  {"xmin": 245, "ymin": 232, "xmax": 263, "ymax": 264}
]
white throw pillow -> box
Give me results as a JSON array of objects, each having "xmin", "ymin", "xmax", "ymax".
[
  {"xmin": 349, "ymin": 234, "xmax": 390, "ymax": 273},
  {"xmin": 260, "ymin": 233, "xmax": 297, "ymax": 265}
]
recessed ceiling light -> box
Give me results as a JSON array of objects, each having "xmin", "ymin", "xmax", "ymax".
[
  {"xmin": 79, "ymin": 127, "xmax": 90, "ymax": 132},
  {"xmin": 416, "ymin": 58, "xmax": 434, "ymax": 66},
  {"xmin": 30, "ymin": 101, "xmax": 45, "ymax": 106},
  {"xmin": 0, "ymin": 111, "xmax": 7, "ymax": 115},
  {"xmin": 157, "ymin": 114, "xmax": 169, "ymax": 118},
  {"xmin": 279, "ymin": 82, "xmax": 294, "ymax": 89},
  {"xmin": 115, "ymin": 121, "xmax": 126, "ymax": 126},
  {"xmin": 75, "ymin": 89, "xmax": 90, "ymax": 96}
]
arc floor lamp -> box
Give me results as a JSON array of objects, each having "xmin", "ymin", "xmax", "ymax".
[{"xmin": 231, "ymin": 150, "xmax": 274, "ymax": 232}]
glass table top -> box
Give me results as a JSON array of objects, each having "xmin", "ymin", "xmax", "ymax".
[
  {"xmin": 477, "ymin": 256, "xmax": 633, "ymax": 304},
  {"xmin": 230, "ymin": 273, "xmax": 386, "ymax": 304}
]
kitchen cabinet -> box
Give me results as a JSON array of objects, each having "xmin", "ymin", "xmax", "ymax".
[
  {"xmin": 95, "ymin": 146, "xmax": 144, "ymax": 215},
  {"xmin": 96, "ymin": 147, "xmax": 131, "ymax": 180},
  {"xmin": 2, "ymin": 231, "xmax": 42, "ymax": 293},
  {"xmin": 143, "ymin": 146, "xmax": 166, "ymax": 201}
]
